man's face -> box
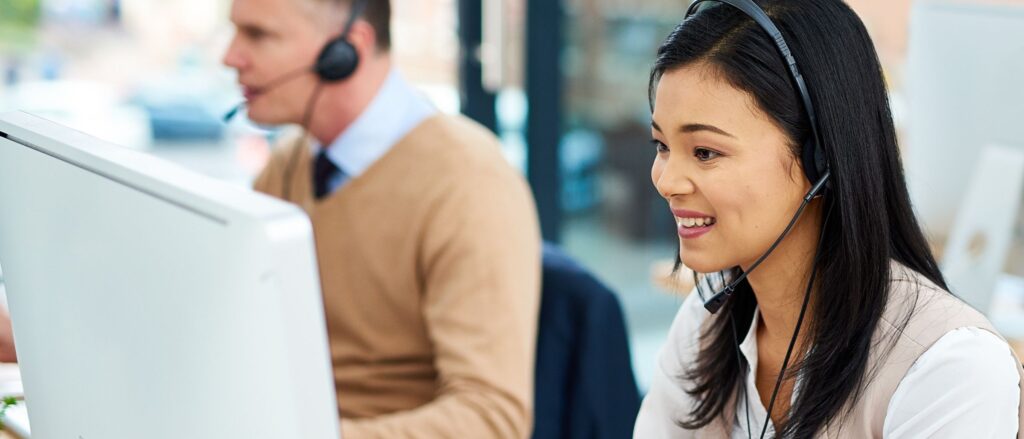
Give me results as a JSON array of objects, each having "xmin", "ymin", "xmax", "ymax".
[{"xmin": 222, "ymin": 0, "xmax": 330, "ymax": 125}]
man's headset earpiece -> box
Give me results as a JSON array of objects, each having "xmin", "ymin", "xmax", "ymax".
[{"xmin": 314, "ymin": 0, "xmax": 370, "ymax": 82}]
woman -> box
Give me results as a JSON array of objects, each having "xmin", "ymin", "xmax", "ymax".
[{"xmin": 634, "ymin": 0, "xmax": 1024, "ymax": 437}]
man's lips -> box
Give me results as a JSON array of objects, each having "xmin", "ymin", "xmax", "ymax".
[{"xmin": 242, "ymin": 86, "xmax": 263, "ymax": 100}]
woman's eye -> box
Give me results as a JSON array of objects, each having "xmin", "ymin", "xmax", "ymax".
[
  {"xmin": 651, "ymin": 139, "xmax": 669, "ymax": 154},
  {"xmin": 694, "ymin": 147, "xmax": 721, "ymax": 162}
]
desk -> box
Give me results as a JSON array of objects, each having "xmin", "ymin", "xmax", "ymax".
[
  {"xmin": 0, "ymin": 403, "xmax": 28, "ymax": 439},
  {"xmin": 0, "ymin": 364, "xmax": 25, "ymax": 439}
]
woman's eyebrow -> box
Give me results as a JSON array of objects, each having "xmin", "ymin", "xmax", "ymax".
[
  {"xmin": 679, "ymin": 123, "xmax": 736, "ymax": 139},
  {"xmin": 650, "ymin": 120, "xmax": 735, "ymax": 139}
]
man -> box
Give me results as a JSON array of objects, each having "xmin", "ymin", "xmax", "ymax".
[{"xmin": 222, "ymin": 0, "xmax": 542, "ymax": 438}]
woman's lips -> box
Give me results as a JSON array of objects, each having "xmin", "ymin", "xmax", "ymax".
[
  {"xmin": 672, "ymin": 209, "xmax": 716, "ymax": 239},
  {"xmin": 676, "ymin": 221, "xmax": 714, "ymax": 239}
]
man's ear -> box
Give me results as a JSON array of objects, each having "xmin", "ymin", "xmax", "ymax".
[{"xmin": 345, "ymin": 20, "xmax": 378, "ymax": 55}]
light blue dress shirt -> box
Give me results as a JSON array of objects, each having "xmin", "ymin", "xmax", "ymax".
[{"xmin": 311, "ymin": 69, "xmax": 437, "ymax": 195}]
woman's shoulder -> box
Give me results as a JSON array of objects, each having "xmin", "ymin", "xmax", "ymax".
[
  {"xmin": 883, "ymin": 327, "xmax": 1021, "ymax": 436},
  {"xmin": 842, "ymin": 260, "xmax": 1022, "ymax": 435},
  {"xmin": 880, "ymin": 260, "xmax": 993, "ymax": 347}
]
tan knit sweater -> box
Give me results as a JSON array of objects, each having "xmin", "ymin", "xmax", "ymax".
[{"xmin": 253, "ymin": 114, "xmax": 542, "ymax": 439}]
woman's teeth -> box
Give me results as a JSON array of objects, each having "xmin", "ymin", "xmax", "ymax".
[{"xmin": 676, "ymin": 216, "xmax": 716, "ymax": 228}]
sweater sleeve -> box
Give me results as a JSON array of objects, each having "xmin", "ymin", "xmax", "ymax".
[
  {"xmin": 252, "ymin": 129, "xmax": 309, "ymax": 197},
  {"xmin": 251, "ymin": 134, "xmax": 294, "ymax": 196},
  {"xmin": 340, "ymin": 169, "xmax": 542, "ymax": 439},
  {"xmin": 252, "ymin": 159, "xmax": 274, "ymax": 194}
]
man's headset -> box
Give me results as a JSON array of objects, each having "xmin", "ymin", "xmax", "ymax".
[
  {"xmin": 688, "ymin": 0, "xmax": 831, "ymax": 315},
  {"xmin": 682, "ymin": 1, "xmax": 832, "ymax": 438},
  {"xmin": 314, "ymin": 0, "xmax": 370, "ymax": 81},
  {"xmin": 224, "ymin": 0, "xmax": 371, "ymax": 121}
]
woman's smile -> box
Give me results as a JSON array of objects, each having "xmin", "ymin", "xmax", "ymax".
[{"xmin": 673, "ymin": 208, "xmax": 717, "ymax": 239}]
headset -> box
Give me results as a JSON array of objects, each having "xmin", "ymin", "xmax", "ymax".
[
  {"xmin": 682, "ymin": 1, "xmax": 832, "ymax": 437},
  {"xmin": 315, "ymin": 0, "xmax": 370, "ymax": 82},
  {"xmin": 224, "ymin": 0, "xmax": 371, "ymax": 122},
  {"xmin": 690, "ymin": 0, "xmax": 831, "ymax": 315}
]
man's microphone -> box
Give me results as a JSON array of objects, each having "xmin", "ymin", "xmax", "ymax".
[
  {"xmin": 223, "ymin": 66, "xmax": 314, "ymax": 122},
  {"xmin": 702, "ymin": 171, "xmax": 830, "ymax": 313}
]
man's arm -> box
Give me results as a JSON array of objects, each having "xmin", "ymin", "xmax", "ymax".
[
  {"xmin": 342, "ymin": 169, "xmax": 542, "ymax": 439},
  {"xmin": 0, "ymin": 307, "xmax": 16, "ymax": 363}
]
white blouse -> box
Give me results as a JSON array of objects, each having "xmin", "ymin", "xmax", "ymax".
[{"xmin": 634, "ymin": 290, "xmax": 1021, "ymax": 438}]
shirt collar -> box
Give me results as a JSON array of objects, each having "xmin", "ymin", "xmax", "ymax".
[
  {"xmin": 739, "ymin": 307, "xmax": 760, "ymax": 367},
  {"xmin": 311, "ymin": 69, "xmax": 436, "ymax": 179},
  {"xmin": 738, "ymin": 306, "xmax": 804, "ymax": 409}
]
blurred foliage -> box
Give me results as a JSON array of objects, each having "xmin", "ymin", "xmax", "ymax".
[{"xmin": 0, "ymin": 0, "xmax": 41, "ymax": 52}]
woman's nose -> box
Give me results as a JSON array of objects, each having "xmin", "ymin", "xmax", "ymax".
[{"xmin": 654, "ymin": 158, "xmax": 697, "ymax": 199}]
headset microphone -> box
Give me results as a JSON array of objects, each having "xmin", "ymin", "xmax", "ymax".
[
  {"xmin": 222, "ymin": 66, "xmax": 315, "ymax": 122},
  {"xmin": 702, "ymin": 170, "xmax": 830, "ymax": 314},
  {"xmin": 222, "ymin": 103, "xmax": 244, "ymax": 123}
]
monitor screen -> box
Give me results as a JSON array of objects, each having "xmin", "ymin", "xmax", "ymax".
[{"xmin": 0, "ymin": 111, "xmax": 340, "ymax": 439}]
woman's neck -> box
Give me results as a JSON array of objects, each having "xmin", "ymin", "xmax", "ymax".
[{"xmin": 745, "ymin": 202, "xmax": 823, "ymax": 345}]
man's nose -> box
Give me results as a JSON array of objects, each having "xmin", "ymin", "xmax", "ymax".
[{"xmin": 222, "ymin": 37, "xmax": 245, "ymax": 70}]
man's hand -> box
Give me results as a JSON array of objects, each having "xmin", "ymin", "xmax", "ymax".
[{"xmin": 0, "ymin": 308, "xmax": 17, "ymax": 363}]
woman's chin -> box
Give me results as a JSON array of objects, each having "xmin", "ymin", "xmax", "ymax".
[{"xmin": 679, "ymin": 252, "xmax": 731, "ymax": 275}]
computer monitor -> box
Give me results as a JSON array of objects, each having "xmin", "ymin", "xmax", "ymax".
[
  {"xmin": 0, "ymin": 111, "xmax": 340, "ymax": 439},
  {"xmin": 904, "ymin": 0, "xmax": 1024, "ymax": 238}
]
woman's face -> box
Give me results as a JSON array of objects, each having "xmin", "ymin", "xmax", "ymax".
[{"xmin": 651, "ymin": 63, "xmax": 811, "ymax": 274}]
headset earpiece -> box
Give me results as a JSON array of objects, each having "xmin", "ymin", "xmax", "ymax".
[
  {"xmin": 315, "ymin": 38, "xmax": 360, "ymax": 82},
  {"xmin": 688, "ymin": 0, "xmax": 831, "ymax": 196},
  {"xmin": 313, "ymin": 0, "xmax": 369, "ymax": 83},
  {"xmin": 800, "ymin": 137, "xmax": 830, "ymax": 194}
]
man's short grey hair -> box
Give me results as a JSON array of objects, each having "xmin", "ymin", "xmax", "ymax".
[{"xmin": 298, "ymin": 0, "xmax": 391, "ymax": 50}]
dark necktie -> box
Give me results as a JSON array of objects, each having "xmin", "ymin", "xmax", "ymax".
[{"xmin": 313, "ymin": 149, "xmax": 340, "ymax": 199}]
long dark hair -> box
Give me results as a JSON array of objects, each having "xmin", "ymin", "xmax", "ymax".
[{"xmin": 648, "ymin": 0, "xmax": 947, "ymax": 437}]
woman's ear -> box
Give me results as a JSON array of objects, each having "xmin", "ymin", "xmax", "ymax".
[{"xmin": 784, "ymin": 148, "xmax": 810, "ymax": 190}]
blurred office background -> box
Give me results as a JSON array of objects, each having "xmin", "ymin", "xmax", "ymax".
[{"xmin": 2, "ymin": 0, "xmax": 1024, "ymax": 392}]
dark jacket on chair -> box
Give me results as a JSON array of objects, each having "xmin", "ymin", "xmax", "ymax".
[{"xmin": 533, "ymin": 243, "xmax": 642, "ymax": 439}]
